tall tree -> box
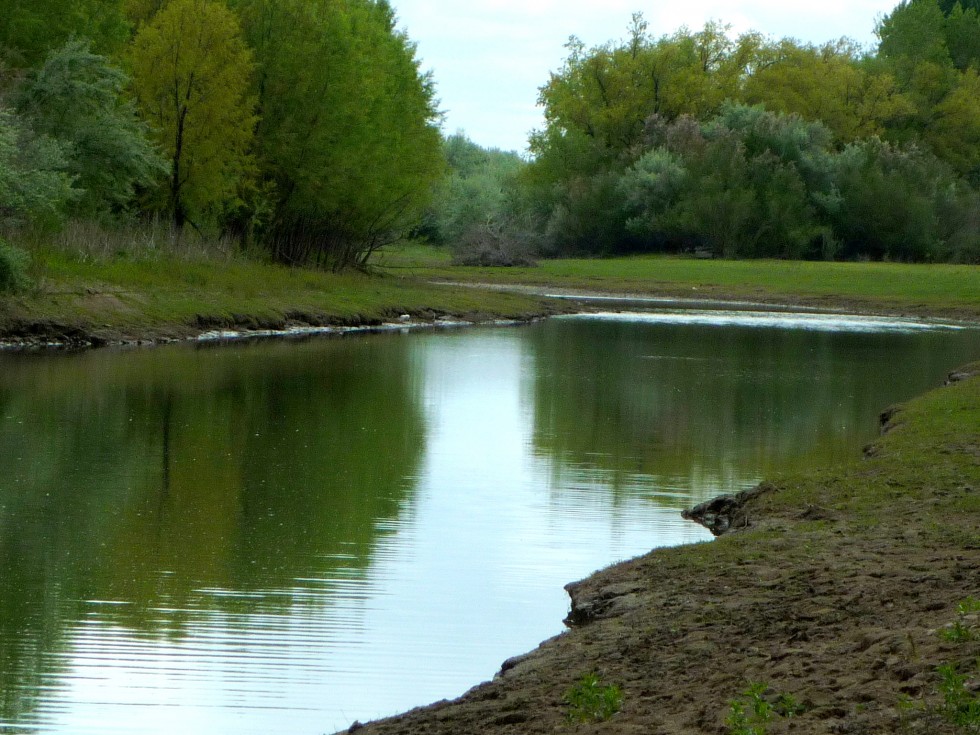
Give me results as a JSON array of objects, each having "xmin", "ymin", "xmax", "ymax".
[
  {"xmin": 877, "ymin": 0, "xmax": 980, "ymax": 177},
  {"xmin": 229, "ymin": 0, "xmax": 443, "ymax": 269},
  {"xmin": 128, "ymin": 0, "xmax": 256, "ymax": 230},
  {"xmin": 742, "ymin": 40, "xmax": 912, "ymax": 143},
  {"xmin": 0, "ymin": 107, "xmax": 77, "ymax": 227}
]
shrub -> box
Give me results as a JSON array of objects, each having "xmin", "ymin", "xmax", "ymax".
[{"xmin": 0, "ymin": 238, "xmax": 31, "ymax": 293}]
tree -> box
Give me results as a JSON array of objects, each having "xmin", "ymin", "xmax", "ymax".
[
  {"xmin": 876, "ymin": 0, "xmax": 958, "ymax": 114},
  {"xmin": 0, "ymin": 0, "xmax": 128, "ymax": 67},
  {"xmin": 944, "ymin": 3, "xmax": 980, "ymax": 70},
  {"xmin": 229, "ymin": 0, "xmax": 443, "ymax": 269},
  {"xmin": 128, "ymin": 0, "xmax": 256, "ymax": 230},
  {"xmin": 742, "ymin": 40, "xmax": 912, "ymax": 143},
  {"xmin": 429, "ymin": 133, "xmax": 524, "ymax": 246},
  {"xmin": 0, "ymin": 107, "xmax": 77, "ymax": 227},
  {"xmin": 621, "ymin": 107, "xmax": 830, "ymax": 259},
  {"xmin": 927, "ymin": 68, "xmax": 980, "ymax": 181},
  {"xmin": 16, "ymin": 40, "xmax": 168, "ymax": 217},
  {"xmin": 528, "ymin": 17, "xmax": 764, "ymax": 255}
]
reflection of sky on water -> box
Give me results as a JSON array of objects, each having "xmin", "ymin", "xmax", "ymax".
[
  {"xmin": 11, "ymin": 327, "xmax": 710, "ymax": 735},
  {"xmin": 561, "ymin": 310, "xmax": 969, "ymax": 333},
  {"xmin": 2, "ymin": 314, "xmax": 978, "ymax": 735}
]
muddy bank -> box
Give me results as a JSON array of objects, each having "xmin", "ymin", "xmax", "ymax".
[
  {"xmin": 343, "ymin": 366, "xmax": 980, "ymax": 735},
  {"xmin": 0, "ymin": 307, "xmax": 558, "ymax": 350},
  {"xmin": 1, "ymin": 284, "xmax": 974, "ymax": 351}
]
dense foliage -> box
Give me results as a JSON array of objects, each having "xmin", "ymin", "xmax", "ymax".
[
  {"xmin": 0, "ymin": 0, "xmax": 442, "ymax": 269},
  {"xmin": 499, "ymin": 3, "xmax": 980, "ymax": 262},
  {"xmin": 2, "ymin": 0, "xmax": 979, "ymax": 267},
  {"xmin": 0, "ymin": 236, "xmax": 30, "ymax": 292},
  {"xmin": 425, "ymin": 133, "xmax": 536, "ymax": 265}
]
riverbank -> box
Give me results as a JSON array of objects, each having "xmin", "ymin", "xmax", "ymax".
[
  {"xmin": 381, "ymin": 245, "xmax": 980, "ymax": 322},
  {"xmin": 1, "ymin": 246, "xmax": 978, "ymax": 347},
  {"xmin": 343, "ymin": 364, "xmax": 980, "ymax": 735},
  {"xmin": 0, "ymin": 249, "xmax": 565, "ymax": 348}
]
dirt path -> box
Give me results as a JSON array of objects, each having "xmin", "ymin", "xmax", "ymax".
[{"xmin": 345, "ymin": 368, "xmax": 980, "ymax": 735}]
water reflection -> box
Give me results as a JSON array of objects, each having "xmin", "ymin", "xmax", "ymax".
[
  {"xmin": 529, "ymin": 314, "xmax": 980, "ymax": 497},
  {"xmin": 0, "ymin": 314, "xmax": 976, "ymax": 734},
  {"xmin": 0, "ymin": 336, "xmax": 425, "ymax": 732}
]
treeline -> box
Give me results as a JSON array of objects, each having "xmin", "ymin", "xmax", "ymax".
[
  {"xmin": 439, "ymin": 1, "xmax": 980, "ymax": 264},
  {"xmin": 0, "ymin": 0, "xmax": 442, "ymax": 271}
]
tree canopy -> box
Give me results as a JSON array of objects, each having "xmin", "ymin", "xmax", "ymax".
[
  {"xmin": 0, "ymin": 0, "xmax": 978, "ymax": 266},
  {"xmin": 128, "ymin": 0, "xmax": 256, "ymax": 230},
  {"xmin": 230, "ymin": 0, "xmax": 443, "ymax": 269},
  {"xmin": 510, "ymin": 4, "xmax": 980, "ymax": 263}
]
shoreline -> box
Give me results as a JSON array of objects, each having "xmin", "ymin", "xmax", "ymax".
[
  {"xmin": 340, "ymin": 363, "xmax": 980, "ymax": 735},
  {"xmin": 1, "ymin": 284, "xmax": 976, "ymax": 352}
]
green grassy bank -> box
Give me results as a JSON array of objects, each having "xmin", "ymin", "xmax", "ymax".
[
  {"xmin": 0, "ymin": 248, "xmax": 558, "ymax": 345},
  {"xmin": 1, "ymin": 243, "xmax": 978, "ymax": 346},
  {"xmin": 383, "ymin": 245, "xmax": 980, "ymax": 320}
]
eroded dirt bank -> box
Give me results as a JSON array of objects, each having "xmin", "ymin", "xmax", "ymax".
[{"xmin": 345, "ymin": 366, "xmax": 980, "ymax": 735}]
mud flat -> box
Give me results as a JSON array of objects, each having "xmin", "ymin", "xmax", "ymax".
[{"xmin": 344, "ymin": 364, "xmax": 980, "ymax": 735}]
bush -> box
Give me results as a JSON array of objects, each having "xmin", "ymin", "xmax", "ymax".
[
  {"xmin": 450, "ymin": 224, "xmax": 537, "ymax": 267},
  {"xmin": 0, "ymin": 239, "xmax": 31, "ymax": 293}
]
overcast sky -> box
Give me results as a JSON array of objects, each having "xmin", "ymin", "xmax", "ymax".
[{"xmin": 390, "ymin": 0, "xmax": 902, "ymax": 153}]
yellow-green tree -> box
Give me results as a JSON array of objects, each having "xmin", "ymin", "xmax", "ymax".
[
  {"xmin": 128, "ymin": 0, "xmax": 256, "ymax": 229},
  {"xmin": 742, "ymin": 40, "xmax": 913, "ymax": 143}
]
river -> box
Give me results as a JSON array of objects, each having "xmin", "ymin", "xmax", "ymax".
[{"xmin": 0, "ymin": 308, "xmax": 977, "ymax": 734}]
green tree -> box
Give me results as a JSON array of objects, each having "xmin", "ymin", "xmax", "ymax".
[
  {"xmin": 528, "ymin": 17, "xmax": 762, "ymax": 255},
  {"xmin": 621, "ymin": 107, "xmax": 830, "ymax": 259},
  {"xmin": 128, "ymin": 0, "xmax": 256, "ymax": 230},
  {"xmin": 929, "ymin": 68, "xmax": 980, "ymax": 181},
  {"xmin": 830, "ymin": 139, "xmax": 958, "ymax": 261},
  {"xmin": 429, "ymin": 133, "xmax": 524, "ymax": 246},
  {"xmin": 742, "ymin": 40, "xmax": 912, "ymax": 143},
  {"xmin": 15, "ymin": 40, "xmax": 168, "ymax": 217},
  {"xmin": 0, "ymin": 107, "xmax": 77, "ymax": 227},
  {"xmin": 876, "ymin": 0, "xmax": 980, "ymax": 177},
  {"xmin": 944, "ymin": 3, "xmax": 980, "ymax": 70},
  {"xmin": 230, "ymin": 0, "xmax": 443, "ymax": 269},
  {"xmin": 0, "ymin": 0, "xmax": 128, "ymax": 67}
]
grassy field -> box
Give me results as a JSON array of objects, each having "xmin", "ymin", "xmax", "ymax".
[
  {"xmin": 0, "ymin": 246, "xmax": 557, "ymax": 344},
  {"xmin": 1, "ymin": 240, "xmax": 978, "ymax": 345},
  {"xmin": 381, "ymin": 244, "xmax": 980, "ymax": 319}
]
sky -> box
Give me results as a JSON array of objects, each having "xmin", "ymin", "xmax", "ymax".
[{"xmin": 390, "ymin": 0, "xmax": 903, "ymax": 153}]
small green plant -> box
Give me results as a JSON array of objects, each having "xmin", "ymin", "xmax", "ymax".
[
  {"xmin": 943, "ymin": 621, "xmax": 977, "ymax": 643},
  {"xmin": 937, "ymin": 662, "xmax": 980, "ymax": 732},
  {"xmin": 727, "ymin": 683, "xmax": 774, "ymax": 735},
  {"xmin": 564, "ymin": 672, "xmax": 623, "ymax": 723},
  {"xmin": 958, "ymin": 598, "xmax": 980, "ymax": 615},
  {"xmin": 727, "ymin": 683, "xmax": 806, "ymax": 735},
  {"xmin": 774, "ymin": 692, "xmax": 805, "ymax": 718},
  {"xmin": 941, "ymin": 597, "xmax": 980, "ymax": 642}
]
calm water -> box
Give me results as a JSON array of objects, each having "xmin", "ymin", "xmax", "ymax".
[{"xmin": 0, "ymin": 310, "xmax": 978, "ymax": 734}]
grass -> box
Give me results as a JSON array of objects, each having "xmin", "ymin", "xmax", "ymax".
[
  {"xmin": 383, "ymin": 244, "xmax": 980, "ymax": 319},
  {"xmin": 0, "ymin": 243, "xmax": 557, "ymax": 343},
  {"xmin": 564, "ymin": 672, "xmax": 623, "ymax": 723},
  {"xmin": 1, "ymin": 232, "xmax": 978, "ymax": 344}
]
